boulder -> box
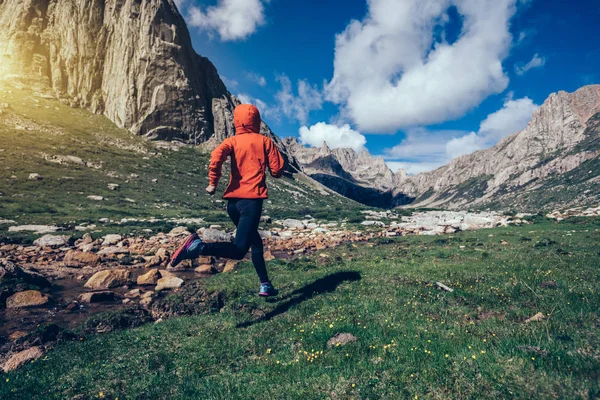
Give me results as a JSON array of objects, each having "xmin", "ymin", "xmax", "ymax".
[
  {"xmin": 97, "ymin": 246, "xmax": 129, "ymax": 256},
  {"xmin": 327, "ymin": 333, "xmax": 358, "ymax": 348},
  {"xmin": 195, "ymin": 264, "xmax": 217, "ymax": 274},
  {"xmin": 147, "ymin": 248, "xmax": 169, "ymax": 267},
  {"xmin": 2, "ymin": 347, "xmax": 44, "ymax": 372},
  {"xmin": 77, "ymin": 291, "xmax": 115, "ymax": 303},
  {"xmin": 137, "ymin": 269, "xmax": 160, "ymax": 285},
  {"xmin": 6, "ymin": 290, "xmax": 49, "ymax": 308},
  {"xmin": 64, "ymin": 250, "xmax": 100, "ymax": 265},
  {"xmin": 283, "ymin": 219, "xmax": 306, "ymax": 229},
  {"xmin": 0, "ymin": 261, "xmax": 50, "ymax": 288},
  {"xmin": 223, "ymin": 260, "xmax": 239, "ymax": 273},
  {"xmin": 202, "ymin": 229, "xmax": 232, "ymax": 242},
  {"xmin": 33, "ymin": 235, "xmax": 70, "ymax": 248},
  {"xmin": 102, "ymin": 234, "xmax": 122, "ymax": 245},
  {"xmin": 124, "ymin": 289, "xmax": 141, "ymax": 299},
  {"xmin": 155, "ymin": 276, "xmax": 184, "ymax": 291},
  {"xmin": 84, "ymin": 269, "xmax": 131, "ymax": 290}
]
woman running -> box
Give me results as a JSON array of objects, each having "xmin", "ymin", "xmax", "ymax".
[{"xmin": 170, "ymin": 104, "xmax": 285, "ymax": 297}]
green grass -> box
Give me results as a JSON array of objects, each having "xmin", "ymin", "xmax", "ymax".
[
  {"xmin": 0, "ymin": 81, "xmax": 360, "ymax": 243},
  {"xmin": 2, "ymin": 218, "xmax": 599, "ymax": 399}
]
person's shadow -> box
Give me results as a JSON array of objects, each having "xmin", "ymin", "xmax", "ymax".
[{"xmin": 236, "ymin": 271, "xmax": 361, "ymax": 328}]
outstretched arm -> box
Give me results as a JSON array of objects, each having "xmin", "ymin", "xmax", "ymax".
[
  {"xmin": 266, "ymin": 138, "xmax": 285, "ymax": 178},
  {"xmin": 207, "ymin": 139, "xmax": 233, "ymax": 193}
]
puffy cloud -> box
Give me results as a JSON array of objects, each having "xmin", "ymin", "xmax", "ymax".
[
  {"xmin": 275, "ymin": 75, "xmax": 323, "ymax": 124},
  {"xmin": 188, "ymin": 0, "xmax": 268, "ymax": 41},
  {"xmin": 299, "ymin": 123, "xmax": 366, "ymax": 153},
  {"xmin": 515, "ymin": 53, "xmax": 546, "ymax": 75},
  {"xmin": 326, "ymin": 0, "xmax": 519, "ymax": 133},
  {"xmin": 383, "ymin": 97, "xmax": 539, "ymax": 172},
  {"xmin": 447, "ymin": 96, "xmax": 539, "ymax": 157},
  {"xmin": 247, "ymin": 72, "xmax": 267, "ymax": 87}
]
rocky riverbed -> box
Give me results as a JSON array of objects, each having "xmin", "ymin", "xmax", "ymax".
[{"xmin": 0, "ymin": 210, "xmax": 526, "ymax": 372}]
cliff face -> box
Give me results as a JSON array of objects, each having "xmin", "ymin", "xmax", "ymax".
[
  {"xmin": 0, "ymin": 0, "xmax": 285, "ymax": 149},
  {"xmin": 396, "ymin": 85, "xmax": 600, "ymax": 210}
]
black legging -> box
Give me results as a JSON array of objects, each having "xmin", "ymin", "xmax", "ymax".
[{"xmin": 201, "ymin": 199, "xmax": 269, "ymax": 283}]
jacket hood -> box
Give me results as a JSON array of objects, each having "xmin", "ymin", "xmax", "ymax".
[{"xmin": 234, "ymin": 104, "xmax": 262, "ymax": 135}]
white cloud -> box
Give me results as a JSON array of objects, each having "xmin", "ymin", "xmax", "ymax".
[
  {"xmin": 221, "ymin": 75, "xmax": 239, "ymax": 89},
  {"xmin": 383, "ymin": 97, "xmax": 539, "ymax": 172},
  {"xmin": 247, "ymin": 72, "xmax": 267, "ymax": 87},
  {"xmin": 299, "ymin": 123, "xmax": 366, "ymax": 153},
  {"xmin": 276, "ymin": 75, "xmax": 323, "ymax": 124},
  {"xmin": 515, "ymin": 53, "xmax": 546, "ymax": 76},
  {"xmin": 326, "ymin": 0, "xmax": 519, "ymax": 133},
  {"xmin": 188, "ymin": 0, "xmax": 268, "ymax": 41}
]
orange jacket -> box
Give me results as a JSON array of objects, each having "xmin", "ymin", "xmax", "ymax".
[{"xmin": 208, "ymin": 104, "xmax": 285, "ymax": 199}]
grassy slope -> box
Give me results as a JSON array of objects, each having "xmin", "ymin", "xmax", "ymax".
[
  {"xmin": 1, "ymin": 218, "xmax": 599, "ymax": 399},
  {"xmin": 0, "ymin": 81, "xmax": 360, "ymax": 242}
]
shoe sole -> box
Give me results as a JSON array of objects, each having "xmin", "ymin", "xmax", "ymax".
[{"xmin": 170, "ymin": 233, "xmax": 198, "ymax": 267}]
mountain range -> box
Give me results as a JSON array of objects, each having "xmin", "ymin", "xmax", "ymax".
[{"xmin": 1, "ymin": 0, "xmax": 598, "ymax": 212}]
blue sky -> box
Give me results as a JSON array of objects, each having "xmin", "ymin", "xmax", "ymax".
[{"xmin": 176, "ymin": 0, "xmax": 600, "ymax": 174}]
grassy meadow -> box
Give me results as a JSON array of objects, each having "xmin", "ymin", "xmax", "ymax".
[{"xmin": 1, "ymin": 217, "xmax": 599, "ymax": 399}]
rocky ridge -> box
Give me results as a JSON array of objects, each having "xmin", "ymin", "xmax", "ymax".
[
  {"xmin": 283, "ymin": 137, "xmax": 410, "ymax": 207},
  {"xmin": 395, "ymin": 85, "xmax": 600, "ymax": 210}
]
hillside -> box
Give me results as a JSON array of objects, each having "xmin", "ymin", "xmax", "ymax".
[
  {"xmin": 284, "ymin": 138, "xmax": 411, "ymax": 208},
  {"xmin": 0, "ymin": 80, "xmax": 358, "ymax": 242},
  {"xmin": 397, "ymin": 85, "xmax": 600, "ymax": 211}
]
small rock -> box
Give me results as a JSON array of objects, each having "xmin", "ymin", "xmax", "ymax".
[
  {"xmin": 202, "ymin": 229, "xmax": 232, "ymax": 242},
  {"xmin": 122, "ymin": 298, "xmax": 132, "ymax": 305},
  {"xmin": 28, "ymin": 173, "xmax": 43, "ymax": 180},
  {"xmin": 77, "ymin": 291, "xmax": 115, "ymax": 303},
  {"xmin": 155, "ymin": 276, "xmax": 184, "ymax": 291},
  {"xmin": 107, "ymin": 183, "xmax": 120, "ymax": 191},
  {"xmin": 84, "ymin": 269, "xmax": 131, "ymax": 290},
  {"xmin": 283, "ymin": 219, "xmax": 306, "ymax": 229},
  {"xmin": 140, "ymin": 296, "xmax": 153, "ymax": 306},
  {"xmin": 97, "ymin": 247, "xmax": 129, "ymax": 255},
  {"xmin": 168, "ymin": 226, "xmax": 189, "ymax": 236},
  {"xmin": 141, "ymin": 291, "xmax": 153, "ymax": 299},
  {"xmin": 327, "ymin": 333, "xmax": 358, "ymax": 348},
  {"xmin": 540, "ymin": 281, "xmax": 558, "ymax": 289},
  {"xmin": 87, "ymin": 195, "xmax": 104, "ymax": 201},
  {"xmin": 137, "ymin": 269, "xmax": 161, "ymax": 285},
  {"xmin": 525, "ymin": 312, "xmax": 545, "ymax": 323},
  {"xmin": 195, "ymin": 256, "xmax": 215, "ymax": 264},
  {"xmin": 2, "ymin": 347, "xmax": 44, "ymax": 372},
  {"xmin": 6, "ymin": 290, "xmax": 49, "ymax": 308},
  {"xmin": 435, "ymin": 282, "xmax": 454, "ymax": 292},
  {"xmin": 260, "ymin": 215, "xmax": 272, "ymax": 224},
  {"xmin": 223, "ymin": 260, "xmax": 239, "ymax": 273},
  {"xmin": 8, "ymin": 331, "xmax": 28, "ymax": 341},
  {"xmin": 64, "ymin": 250, "xmax": 100, "ymax": 265},
  {"xmin": 195, "ymin": 264, "xmax": 217, "ymax": 274},
  {"xmin": 124, "ymin": 289, "xmax": 141, "ymax": 299},
  {"xmin": 102, "ymin": 234, "xmax": 122, "ymax": 246},
  {"xmin": 33, "ymin": 235, "xmax": 70, "ymax": 248},
  {"xmin": 264, "ymin": 250, "xmax": 275, "ymax": 261}
]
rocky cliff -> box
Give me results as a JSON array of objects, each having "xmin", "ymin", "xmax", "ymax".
[
  {"xmin": 0, "ymin": 0, "xmax": 288, "ymax": 154},
  {"xmin": 283, "ymin": 137, "xmax": 412, "ymax": 208},
  {"xmin": 396, "ymin": 85, "xmax": 600, "ymax": 210}
]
